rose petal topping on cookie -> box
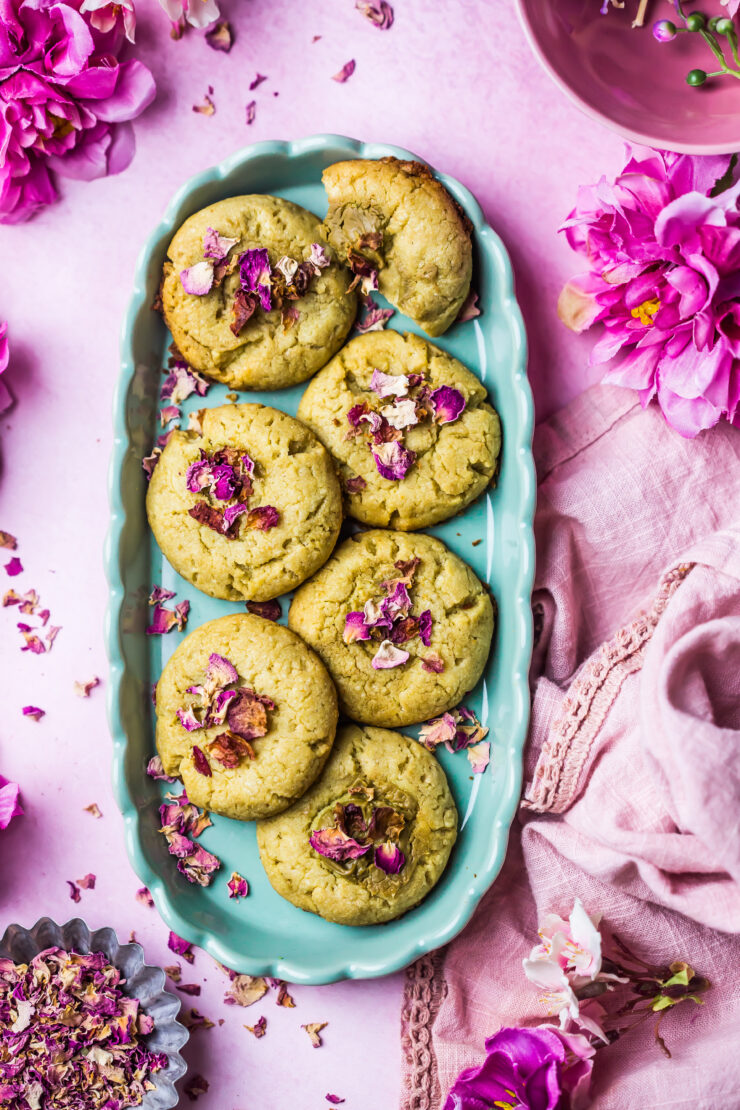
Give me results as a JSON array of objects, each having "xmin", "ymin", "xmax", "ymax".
[
  {"xmin": 276, "ymin": 255, "xmax": 299, "ymax": 282},
  {"xmin": 308, "ymin": 242, "xmax": 331, "ymax": 271},
  {"xmin": 177, "ymin": 706, "xmax": 203, "ymax": 732},
  {"xmin": 203, "ymin": 227, "xmax": 239, "ymax": 261},
  {"xmin": 245, "ymin": 505, "xmax": 280, "ymax": 530},
  {"xmin": 222, "ymin": 503, "xmax": 250, "ymax": 530},
  {"xmin": 421, "ymin": 652, "xmax": 445, "ymax": 673},
  {"xmin": 374, "ymin": 841, "xmax": 405, "ymax": 874},
  {"xmin": 346, "ymin": 400, "xmax": 370, "ymax": 427},
  {"xmin": 227, "ymin": 871, "xmax": 250, "ymax": 898},
  {"xmin": 431, "ymin": 385, "xmax": 466, "ymax": 424},
  {"xmin": 205, "ymin": 687, "xmax": 238, "ymax": 725},
  {"xmin": 246, "ymin": 599, "xmax": 282, "ymax": 621},
  {"xmin": 370, "ymin": 368, "xmax": 409, "ymax": 398},
  {"xmin": 181, "ymin": 260, "xmax": 215, "ymax": 296},
  {"xmin": 239, "ymin": 248, "xmax": 272, "ymax": 313},
  {"xmin": 344, "ymin": 474, "xmax": 367, "ymax": 493},
  {"xmin": 343, "ymin": 610, "xmax": 371, "ymax": 643},
  {"xmin": 467, "ymin": 741, "xmax": 490, "ymax": 774},
  {"xmin": 382, "ymin": 398, "xmax": 418, "ymax": 430},
  {"xmin": 227, "ymin": 688, "xmax": 272, "ymax": 740},
  {"xmin": 419, "ymin": 609, "xmax": 433, "ymax": 646},
  {"xmin": 309, "ymin": 826, "xmax": 371, "ymax": 860},
  {"xmin": 371, "ymin": 639, "xmax": 409, "ymax": 669},
  {"xmin": 231, "ymin": 288, "xmax": 258, "ymax": 335},
  {"xmin": 372, "ymin": 440, "xmax": 416, "ymax": 481},
  {"xmin": 204, "ymin": 652, "xmax": 239, "ymax": 691},
  {"xmin": 192, "ymin": 746, "xmax": 212, "ymax": 777},
  {"xmin": 207, "ymin": 731, "xmax": 255, "ymax": 767}
]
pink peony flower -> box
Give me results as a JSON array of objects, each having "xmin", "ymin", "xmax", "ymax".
[
  {"xmin": 444, "ymin": 1025, "xmax": 594, "ymax": 1110},
  {"xmin": 157, "ymin": 0, "xmax": 220, "ymax": 36},
  {"xmin": 0, "ymin": 0, "xmax": 155, "ymax": 224},
  {"xmin": 80, "ymin": 0, "xmax": 136, "ymax": 41},
  {"xmin": 559, "ymin": 145, "xmax": 740, "ymax": 437},
  {"xmin": 0, "ymin": 773, "xmax": 23, "ymax": 829}
]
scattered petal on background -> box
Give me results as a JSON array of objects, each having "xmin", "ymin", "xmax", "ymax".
[{"xmin": 332, "ymin": 60, "xmax": 356, "ymax": 82}]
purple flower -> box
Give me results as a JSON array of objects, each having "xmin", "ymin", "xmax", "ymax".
[
  {"xmin": 559, "ymin": 146, "xmax": 740, "ymax": 437},
  {"xmin": 0, "ymin": 0, "xmax": 156, "ymax": 224},
  {"xmin": 443, "ymin": 1026, "xmax": 594, "ymax": 1110}
]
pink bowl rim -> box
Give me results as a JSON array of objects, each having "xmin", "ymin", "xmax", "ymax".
[{"xmin": 514, "ymin": 0, "xmax": 740, "ymax": 155}]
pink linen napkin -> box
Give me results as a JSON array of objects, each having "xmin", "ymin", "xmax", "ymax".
[{"xmin": 400, "ymin": 384, "xmax": 740, "ymax": 1110}]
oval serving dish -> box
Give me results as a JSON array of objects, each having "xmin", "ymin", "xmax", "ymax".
[
  {"xmin": 106, "ymin": 134, "xmax": 534, "ymax": 984},
  {"xmin": 0, "ymin": 916, "xmax": 188, "ymax": 1109}
]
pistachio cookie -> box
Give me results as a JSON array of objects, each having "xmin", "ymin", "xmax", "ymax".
[
  {"xmin": 155, "ymin": 614, "xmax": 338, "ymax": 821},
  {"xmin": 297, "ymin": 330, "xmax": 501, "ymax": 530},
  {"xmin": 322, "ymin": 157, "xmax": 472, "ymax": 337},
  {"xmin": 288, "ymin": 530, "xmax": 494, "ymax": 727},
  {"xmin": 146, "ymin": 403, "xmax": 342, "ymax": 602},
  {"xmin": 160, "ymin": 195, "xmax": 357, "ymax": 391},
  {"xmin": 256, "ymin": 723, "xmax": 458, "ymax": 925}
]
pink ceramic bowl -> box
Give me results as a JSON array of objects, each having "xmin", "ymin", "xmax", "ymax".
[{"xmin": 516, "ymin": 0, "xmax": 740, "ymax": 153}]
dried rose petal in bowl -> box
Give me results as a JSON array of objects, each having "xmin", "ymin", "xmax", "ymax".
[{"xmin": 0, "ymin": 916, "xmax": 188, "ymax": 1109}]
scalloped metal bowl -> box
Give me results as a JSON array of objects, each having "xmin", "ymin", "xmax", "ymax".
[
  {"xmin": 0, "ymin": 917, "xmax": 188, "ymax": 1109},
  {"xmin": 106, "ymin": 134, "xmax": 534, "ymax": 984}
]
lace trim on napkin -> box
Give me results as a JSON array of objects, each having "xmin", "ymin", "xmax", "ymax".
[
  {"xmin": 523, "ymin": 562, "xmax": 694, "ymax": 815},
  {"xmin": 401, "ymin": 951, "xmax": 446, "ymax": 1110}
]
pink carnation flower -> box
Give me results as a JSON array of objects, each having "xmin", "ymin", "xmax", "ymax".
[
  {"xmin": 559, "ymin": 145, "xmax": 740, "ymax": 437},
  {"xmin": 0, "ymin": 0, "xmax": 155, "ymax": 224}
]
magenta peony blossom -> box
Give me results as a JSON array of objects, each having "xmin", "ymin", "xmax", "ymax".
[
  {"xmin": 559, "ymin": 146, "xmax": 740, "ymax": 437},
  {"xmin": 444, "ymin": 1026, "xmax": 594, "ymax": 1110},
  {"xmin": 0, "ymin": 0, "xmax": 155, "ymax": 224},
  {"xmin": 0, "ymin": 774, "xmax": 23, "ymax": 829}
]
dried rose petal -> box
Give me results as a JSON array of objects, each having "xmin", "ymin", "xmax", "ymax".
[
  {"xmin": 276, "ymin": 982, "xmax": 295, "ymax": 1008},
  {"xmin": 249, "ymin": 72, "xmax": 267, "ymax": 90},
  {"xmin": 343, "ymin": 610, "xmax": 371, "ymax": 643},
  {"xmin": 159, "ymin": 403, "xmax": 180, "ymax": 427},
  {"xmin": 431, "ymin": 385, "xmax": 466, "ymax": 424},
  {"xmin": 161, "ymin": 364, "xmax": 209, "ymax": 404},
  {"xmin": 246, "ymin": 1015, "xmax": 267, "ymax": 1037},
  {"xmin": 457, "ymin": 289, "xmax": 481, "ymax": 322},
  {"xmin": 205, "ymin": 19, "xmax": 233, "ymax": 50},
  {"xmin": 181, "ymin": 1008, "xmax": 214, "ymax": 1031},
  {"xmin": 467, "ymin": 740, "xmax": 491, "ymax": 774},
  {"xmin": 207, "ymin": 731, "xmax": 255, "ymax": 767},
  {"xmin": 193, "ymin": 90, "xmax": 216, "ymax": 115},
  {"xmin": 149, "ymin": 584, "xmax": 176, "ymax": 604},
  {"xmin": 4, "ymin": 556, "xmax": 22, "ymax": 576},
  {"xmin": 326, "ymin": 1097, "xmax": 346, "ymax": 1105},
  {"xmin": 227, "ymin": 871, "xmax": 249, "ymax": 899},
  {"xmin": 74, "ymin": 676, "xmax": 100, "ymax": 698},
  {"xmin": 184, "ymin": 1075, "xmax": 209, "ymax": 1101},
  {"xmin": 245, "ymin": 99, "xmax": 256, "ymax": 125},
  {"xmin": 332, "ymin": 59, "xmax": 356, "ymax": 82},
  {"xmin": 310, "ymin": 826, "xmax": 371, "ymax": 860},
  {"xmin": 203, "ymin": 227, "xmax": 239, "ymax": 261},
  {"xmin": 136, "ymin": 886, "xmax": 154, "ymax": 907},
  {"xmin": 419, "ymin": 609, "xmax": 433, "ymax": 647},
  {"xmin": 67, "ymin": 880, "xmax": 81, "ymax": 902},
  {"xmin": 246, "ymin": 505, "xmax": 279, "ymax": 530},
  {"xmin": 77, "ymin": 873, "xmax": 96, "ymax": 890},
  {"xmin": 177, "ymin": 983, "xmax": 202, "ymax": 996},
  {"xmin": 246, "ymin": 599, "xmax": 281, "ymax": 621},
  {"xmin": 164, "ymin": 963, "xmax": 182, "ymax": 981},
  {"xmin": 181, "ymin": 259, "xmax": 215, "ymax": 295},
  {"xmin": 231, "ymin": 288, "xmax": 258, "ymax": 335},
  {"xmin": 355, "ymin": 297, "xmax": 394, "ymax": 333},
  {"xmin": 418, "ymin": 712, "xmax": 457, "ymax": 750},
  {"xmin": 168, "ymin": 931, "xmax": 195, "ymax": 961},
  {"xmin": 22, "ymin": 705, "xmax": 45, "ymax": 721},
  {"xmin": 356, "ymin": 0, "xmax": 394, "ymax": 28},
  {"xmin": 0, "ymin": 530, "xmax": 17, "ymax": 549},
  {"xmin": 382, "ymin": 398, "xmax": 418, "ymax": 430},
  {"xmin": 84, "ymin": 802, "xmax": 103, "ymax": 818},
  {"xmin": 373, "ymin": 440, "xmax": 416, "ymax": 481},
  {"xmin": 370, "ymin": 368, "xmax": 409, "ymax": 398},
  {"xmin": 302, "ymin": 1021, "xmax": 328, "ymax": 1047},
  {"xmin": 421, "ymin": 652, "xmax": 445, "ymax": 674},
  {"xmin": 344, "ymin": 474, "xmax": 367, "ymax": 493},
  {"xmin": 146, "ymin": 755, "xmax": 176, "ymax": 782},
  {"xmin": 308, "ymin": 242, "xmax": 330, "ymax": 270},
  {"xmin": 192, "ymin": 745, "xmax": 212, "ymax": 777},
  {"xmin": 239, "ymin": 248, "xmax": 272, "ymax": 313},
  {"xmin": 142, "ymin": 448, "xmax": 162, "ymax": 479},
  {"xmin": 225, "ymin": 974, "xmax": 268, "ymax": 1007},
  {"xmin": 374, "ymin": 841, "xmax": 406, "ymax": 873},
  {"xmin": 227, "ymin": 688, "xmax": 270, "ymax": 740}
]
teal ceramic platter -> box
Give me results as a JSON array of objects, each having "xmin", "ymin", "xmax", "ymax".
[{"xmin": 107, "ymin": 135, "xmax": 534, "ymax": 984}]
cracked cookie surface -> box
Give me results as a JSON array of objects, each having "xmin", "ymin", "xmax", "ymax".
[
  {"xmin": 161, "ymin": 194, "xmax": 357, "ymax": 391},
  {"xmin": 297, "ymin": 330, "xmax": 501, "ymax": 530},
  {"xmin": 156, "ymin": 613, "xmax": 338, "ymax": 820},
  {"xmin": 322, "ymin": 158, "xmax": 472, "ymax": 337},
  {"xmin": 288, "ymin": 529, "xmax": 494, "ymax": 727},
  {"xmin": 146, "ymin": 403, "xmax": 343, "ymax": 601},
  {"xmin": 256, "ymin": 723, "xmax": 457, "ymax": 925}
]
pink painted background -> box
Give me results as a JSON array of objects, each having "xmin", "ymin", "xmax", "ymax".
[{"xmin": 0, "ymin": 1, "xmax": 623, "ymax": 1105}]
